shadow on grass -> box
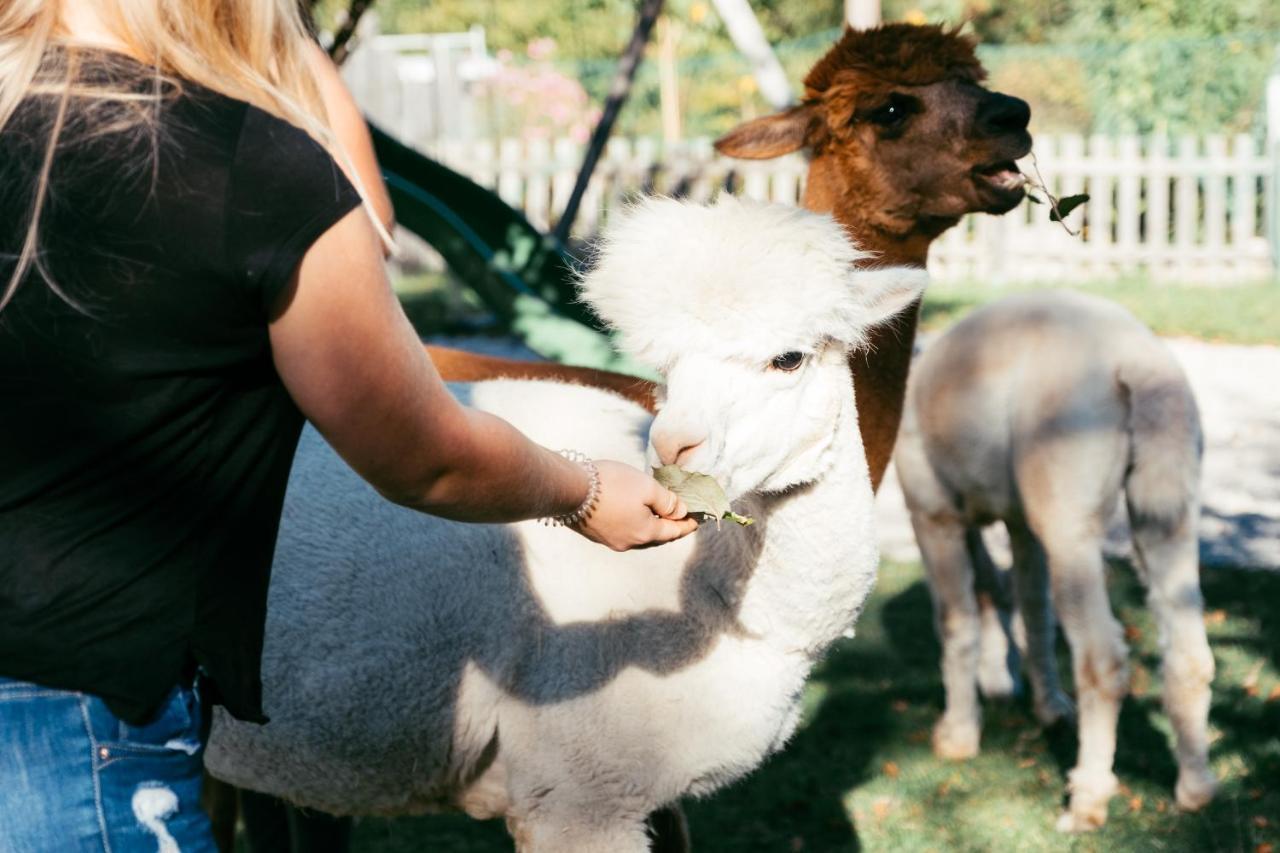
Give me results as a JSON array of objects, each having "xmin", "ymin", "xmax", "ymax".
[
  {"xmin": 332, "ymin": 561, "xmax": 1278, "ymax": 852},
  {"xmin": 681, "ymin": 561, "xmax": 1280, "ymax": 852}
]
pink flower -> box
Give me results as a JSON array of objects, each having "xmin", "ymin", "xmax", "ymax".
[{"xmin": 527, "ymin": 37, "xmax": 557, "ymax": 61}]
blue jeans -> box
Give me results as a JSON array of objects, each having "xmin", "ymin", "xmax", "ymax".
[{"xmin": 0, "ymin": 676, "xmax": 217, "ymax": 852}]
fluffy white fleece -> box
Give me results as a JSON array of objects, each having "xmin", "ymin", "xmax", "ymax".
[
  {"xmin": 205, "ymin": 197, "xmax": 926, "ymax": 852},
  {"xmin": 581, "ymin": 196, "xmax": 891, "ymax": 368}
]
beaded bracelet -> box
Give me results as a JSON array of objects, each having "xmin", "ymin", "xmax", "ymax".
[{"xmin": 542, "ymin": 450, "xmax": 601, "ymax": 528}]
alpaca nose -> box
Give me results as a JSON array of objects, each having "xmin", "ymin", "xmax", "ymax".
[
  {"xmin": 652, "ymin": 431, "xmax": 706, "ymax": 468},
  {"xmin": 975, "ymin": 92, "xmax": 1031, "ymax": 136}
]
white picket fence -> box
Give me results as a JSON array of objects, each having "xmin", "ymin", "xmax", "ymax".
[{"xmin": 417, "ymin": 134, "xmax": 1278, "ymax": 284}]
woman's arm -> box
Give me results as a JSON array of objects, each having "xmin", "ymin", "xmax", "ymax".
[
  {"xmin": 305, "ymin": 42, "xmax": 396, "ymax": 237},
  {"xmin": 268, "ymin": 208, "xmax": 696, "ymax": 550}
]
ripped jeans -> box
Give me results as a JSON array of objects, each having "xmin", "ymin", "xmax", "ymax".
[{"xmin": 0, "ymin": 676, "xmax": 217, "ymax": 852}]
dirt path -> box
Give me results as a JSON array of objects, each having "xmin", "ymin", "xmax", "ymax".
[{"xmin": 431, "ymin": 334, "xmax": 1280, "ymax": 571}]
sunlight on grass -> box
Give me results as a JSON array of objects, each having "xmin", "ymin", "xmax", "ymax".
[
  {"xmin": 314, "ymin": 559, "xmax": 1279, "ymax": 852},
  {"xmin": 922, "ymin": 279, "xmax": 1280, "ymax": 347}
]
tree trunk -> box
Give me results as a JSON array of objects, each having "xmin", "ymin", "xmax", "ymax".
[
  {"xmin": 328, "ymin": 0, "xmax": 377, "ymax": 66},
  {"xmin": 553, "ymin": 0, "xmax": 665, "ymax": 244},
  {"xmin": 710, "ymin": 0, "xmax": 794, "ymax": 110}
]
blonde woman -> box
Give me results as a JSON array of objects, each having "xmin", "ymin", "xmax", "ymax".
[{"xmin": 0, "ymin": 1, "xmax": 696, "ymax": 848}]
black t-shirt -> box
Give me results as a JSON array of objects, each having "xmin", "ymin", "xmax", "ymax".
[{"xmin": 0, "ymin": 56, "xmax": 362, "ymax": 724}]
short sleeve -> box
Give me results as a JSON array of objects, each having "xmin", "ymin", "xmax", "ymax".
[{"xmin": 226, "ymin": 106, "xmax": 363, "ymax": 312}]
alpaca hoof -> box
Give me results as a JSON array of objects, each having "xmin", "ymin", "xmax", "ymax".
[
  {"xmin": 1056, "ymin": 770, "xmax": 1116, "ymax": 832},
  {"xmin": 1175, "ymin": 768, "xmax": 1217, "ymax": 812},
  {"xmin": 977, "ymin": 663, "xmax": 1021, "ymax": 701},
  {"xmin": 1055, "ymin": 794, "xmax": 1111, "ymax": 833},
  {"xmin": 1055, "ymin": 808, "xmax": 1106, "ymax": 834},
  {"xmin": 932, "ymin": 716, "xmax": 980, "ymax": 760},
  {"xmin": 1034, "ymin": 692, "xmax": 1076, "ymax": 728}
]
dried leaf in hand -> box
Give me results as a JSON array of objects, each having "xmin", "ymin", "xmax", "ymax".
[{"xmin": 652, "ymin": 465, "xmax": 754, "ymax": 526}]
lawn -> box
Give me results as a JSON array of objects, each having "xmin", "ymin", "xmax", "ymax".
[
  {"xmin": 334, "ymin": 559, "xmax": 1279, "ymax": 853},
  {"xmin": 920, "ymin": 280, "xmax": 1280, "ymax": 347}
]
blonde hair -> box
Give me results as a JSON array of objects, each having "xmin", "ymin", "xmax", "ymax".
[{"xmin": 0, "ymin": 0, "xmax": 388, "ymax": 311}]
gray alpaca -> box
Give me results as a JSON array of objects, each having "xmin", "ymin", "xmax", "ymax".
[{"xmin": 894, "ymin": 290, "xmax": 1216, "ymax": 832}]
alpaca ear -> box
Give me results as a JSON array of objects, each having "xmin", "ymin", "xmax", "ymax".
[
  {"xmin": 846, "ymin": 266, "xmax": 928, "ymax": 336},
  {"xmin": 715, "ymin": 103, "xmax": 818, "ymax": 160}
]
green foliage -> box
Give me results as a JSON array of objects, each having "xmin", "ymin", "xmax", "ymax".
[
  {"xmin": 887, "ymin": 0, "xmax": 1280, "ymax": 135},
  {"xmin": 329, "ymin": 1, "xmax": 1277, "ymax": 137}
]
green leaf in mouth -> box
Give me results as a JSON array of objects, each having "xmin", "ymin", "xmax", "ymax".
[{"xmin": 1048, "ymin": 193, "xmax": 1090, "ymax": 222}]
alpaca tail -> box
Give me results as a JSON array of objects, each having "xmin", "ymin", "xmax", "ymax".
[
  {"xmin": 1119, "ymin": 342, "xmax": 1217, "ymax": 810},
  {"xmin": 1119, "ymin": 345, "xmax": 1202, "ymax": 539}
]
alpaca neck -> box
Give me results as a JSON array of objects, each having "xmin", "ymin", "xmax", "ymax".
[
  {"xmin": 801, "ymin": 155, "xmax": 941, "ymax": 490},
  {"xmin": 721, "ymin": 393, "xmax": 879, "ymax": 657}
]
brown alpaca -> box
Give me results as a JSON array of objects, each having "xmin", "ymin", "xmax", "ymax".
[{"xmin": 427, "ymin": 23, "xmax": 1031, "ymax": 492}]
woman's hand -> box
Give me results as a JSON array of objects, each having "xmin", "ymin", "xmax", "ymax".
[{"xmin": 573, "ymin": 460, "xmax": 699, "ymax": 551}]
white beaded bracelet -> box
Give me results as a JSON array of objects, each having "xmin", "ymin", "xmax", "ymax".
[{"xmin": 542, "ymin": 450, "xmax": 601, "ymax": 528}]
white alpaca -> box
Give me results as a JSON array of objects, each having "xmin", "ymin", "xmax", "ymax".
[
  {"xmin": 205, "ymin": 197, "xmax": 927, "ymax": 851},
  {"xmin": 894, "ymin": 290, "xmax": 1216, "ymax": 832}
]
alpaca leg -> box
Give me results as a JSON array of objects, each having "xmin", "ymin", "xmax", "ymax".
[
  {"xmin": 911, "ymin": 512, "xmax": 984, "ymax": 760},
  {"xmin": 1130, "ymin": 508, "xmax": 1216, "ymax": 811},
  {"xmin": 1007, "ymin": 519, "xmax": 1074, "ymax": 727},
  {"xmin": 1042, "ymin": 536, "xmax": 1128, "ymax": 833},
  {"xmin": 968, "ymin": 528, "xmax": 1022, "ymax": 700},
  {"xmin": 200, "ymin": 775, "xmax": 238, "ymax": 853},
  {"xmin": 508, "ymin": 812, "xmax": 652, "ymax": 853},
  {"xmin": 646, "ymin": 804, "xmax": 691, "ymax": 853}
]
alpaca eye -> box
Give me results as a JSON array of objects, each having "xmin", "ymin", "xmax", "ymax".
[
  {"xmin": 770, "ymin": 351, "xmax": 806, "ymax": 372},
  {"xmin": 866, "ymin": 95, "xmax": 916, "ymax": 128}
]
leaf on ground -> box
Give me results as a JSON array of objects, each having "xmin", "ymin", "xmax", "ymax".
[
  {"xmin": 1205, "ymin": 609, "xmax": 1228, "ymax": 625},
  {"xmin": 1049, "ymin": 193, "xmax": 1090, "ymax": 222},
  {"xmin": 1130, "ymin": 663, "xmax": 1151, "ymax": 697},
  {"xmin": 652, "ymin": 465, "xmax": 754, "ymax": 526},
  {"xmin": 882, "ymin": 761, "xmax": 900, "ymax": 779},
  {"xmin": 1267, "ymin": 684, "xmax": 1280, "ymax": 703}
]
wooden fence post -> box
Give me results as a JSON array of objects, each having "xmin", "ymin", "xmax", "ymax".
[
  {"xmin": 1267, "ymin": 48, "xmax": 1280, "ymax": 276},
  {"xmin": 394, "ymin": 124, "xmax": 1271, "ymax": 282}
]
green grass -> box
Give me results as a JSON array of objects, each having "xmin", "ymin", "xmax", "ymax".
[
  {"xmin": 329, "ymin": 559, "xmax": 1280, "ymax": 852},
  {"xmin": 921, "ymin": 280, "xmax": 1280, "ymax": 347}
]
